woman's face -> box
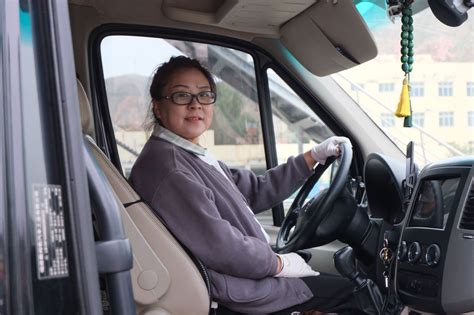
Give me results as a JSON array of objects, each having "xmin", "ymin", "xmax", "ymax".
[{"xmin": 153, "ymin": 68, "xmax": 214, "ymax": 144}]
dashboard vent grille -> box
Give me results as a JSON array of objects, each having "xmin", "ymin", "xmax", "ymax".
[{"xmin": 459, "ymin": 181, "xmax": 474, "ymax": 230}]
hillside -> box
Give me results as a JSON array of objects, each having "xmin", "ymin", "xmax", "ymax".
[
  {"xmin": 105, "ymin": 74, "xmax": 150, "ymax": 131},
  {"xmin": 372, "ymin": 9, "xmax": 474, "ymax": 62}
]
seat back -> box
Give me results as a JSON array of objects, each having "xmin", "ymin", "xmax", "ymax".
[{"xmin": 77, "ymin": 79, "xmax": 210, "ymax": 315}]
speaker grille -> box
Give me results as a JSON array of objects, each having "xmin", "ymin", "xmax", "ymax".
[{"xmin": 459, "ymin": 181, "xmax": 474, "ymax": 230}]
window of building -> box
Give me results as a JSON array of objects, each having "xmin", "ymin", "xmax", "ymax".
[
  {"xmin": 468, "ymin": 111, "xmax": 474, "ymax": 127},
  {"xmin": 438, "ymin": 82, "xmax": 453, "ymax": 97},
  {"xmin": 350, "ymin": 82, "xmax": 364, "ymax": 91},
  {"xmin": 468, "ymin": 141, "xmax": 474, "ymax": 154},
  {"xmin": 413, "ymin": 112, "xmax": 425, "ymax": 127},
  {"xmin": 381, "ymin": 113, "xmax": 395, "ymax": 127},
  {"xmin": 411, "ymin": 82, "xmax": 424, "ymax": 97},
  {"xmin": 439, "ymin": 112, "xmax": 454, "ymax": 127},
  {"xmin": 378, "ymin": 82, "xmax": 394, "ymax": 92},
  {"xmin": 467, "ymin": 82, "xmax": 474, "ymax": 97}
]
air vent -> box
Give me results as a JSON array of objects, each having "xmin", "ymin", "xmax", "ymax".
[{"xmin": 459, "ymin": 181, "xmax": 474, "ymax": 230}]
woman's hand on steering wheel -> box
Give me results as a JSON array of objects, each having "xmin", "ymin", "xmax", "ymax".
[
  {"xmin": 310, "ymin": 136, "xmax": 352, "ymax": 165},
  {"xmin": 276, "ymin": 141, "xmax": 353, "ymax": 254}
]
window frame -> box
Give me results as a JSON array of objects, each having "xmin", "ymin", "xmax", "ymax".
[
  {"xmin": 46, "ymin": 1, "xmax": 102, "ymax": 312},
  {"xmin": 0, "ymin": 0, "xmax": 11, "ymax": 312},
  {"xmin": 261, "ymin": 64, "xmax": 362, "ymax": 223},
  {"xmin": 2, "ymin": 1, "xmax": 35, "ymax": 312},
  {"xmin": 89, "ymin": 24, "xmax": 358, "ymax": 226}
]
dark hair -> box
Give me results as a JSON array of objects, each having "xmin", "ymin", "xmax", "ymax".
[
  {"xmin": 145, "ymin": 56, "xmax": 216, "ymax": 131},
  {"xmin": 149, "ymin": 55, "xmax": 216, "ymax": 101}
]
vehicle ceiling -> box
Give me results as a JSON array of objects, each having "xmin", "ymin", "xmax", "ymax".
[
  {"xmin": 68, "ymin": 0, "xmax": 380, "ymax": 76},
  {"xmin": 70, "ymin": 0, "xmax": 323, "ymax": 38},
  {"xmin": 68, "ymin": 0, "xmax": 406, "ymax": 159}
]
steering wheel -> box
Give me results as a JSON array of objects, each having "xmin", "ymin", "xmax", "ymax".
[{"xmin": 275, "ymin": 142, "xmax": 353, "ymax": 254}]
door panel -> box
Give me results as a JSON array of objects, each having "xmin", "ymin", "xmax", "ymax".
[{"xmin": 2, "ymin": 0, "xmax": 101, "ymax": 313}]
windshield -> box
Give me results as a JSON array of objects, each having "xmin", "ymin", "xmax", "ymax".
[{"xmin": 332, "ymin": 3, "xmax": 474, "ymax": 167}]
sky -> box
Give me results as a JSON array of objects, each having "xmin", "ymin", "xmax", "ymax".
[{"xmin": 101, "ymin": 36, "xmax": 182, "ymax": 78}]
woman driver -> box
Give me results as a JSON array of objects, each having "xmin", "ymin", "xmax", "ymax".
[{"xmin": 129, "ymin": 56, "xmax": 360, "ymax": 314}]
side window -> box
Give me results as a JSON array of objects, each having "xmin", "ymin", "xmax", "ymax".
[
  {"xmin": 100, "ymin": 36, "xmax": 269, "ymax": 215},
  {"xmin": 267, "ymin": 69, "xmax": 335, "ymax": 212},
  {"xmin": 101, "ymin": 36, "xmax": 265, "ymax": 172}
]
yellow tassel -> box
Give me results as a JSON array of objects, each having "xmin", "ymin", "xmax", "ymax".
[{"xmin": 395, "ymin": 77, "xmax": 411, "ymax": 117}]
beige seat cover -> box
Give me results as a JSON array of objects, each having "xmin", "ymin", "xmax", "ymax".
[{"xmin": 77, "ymin": 79, "xmax": 210, "ymax": 315}]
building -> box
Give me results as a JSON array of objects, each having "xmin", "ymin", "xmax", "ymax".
[{"xmin": 335, "ymin": 54, "xmax": 474, "ymax": 165}]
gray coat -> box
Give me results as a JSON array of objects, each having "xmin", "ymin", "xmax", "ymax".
[{"xmin": 129, "ymin": 136, "xmax": 314, "ymax": 313}]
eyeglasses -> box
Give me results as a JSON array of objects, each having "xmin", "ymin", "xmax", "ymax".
[{"xmin": 160, "ymin": 91, "xmax": 217, "ymax": 105}]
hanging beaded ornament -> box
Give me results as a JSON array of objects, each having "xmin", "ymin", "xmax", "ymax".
[{"xmin": 395, "ymin": 0, "xmax": 414, "ymax": 127}]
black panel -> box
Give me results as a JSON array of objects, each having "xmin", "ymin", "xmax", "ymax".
[{"xmin": 397, "ymin": 162, "xmax": 472, "ymax": 314}]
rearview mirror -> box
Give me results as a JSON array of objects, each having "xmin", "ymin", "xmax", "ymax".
[{"xmin": 428, "ymin": 0, "xmax": 472, "ymax": 26}]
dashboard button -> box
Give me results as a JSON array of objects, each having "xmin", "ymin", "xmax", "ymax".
[
  {"xmin": 425, "ymin": 244, "xmax": 441, "ymax": 267},
  {"xmin": 408, "ymin": 242, "xmax": 422, "ymax": 263},
  {"xmin": 398, "ymin": 240, "xmax": 408, "ymax": 261}
]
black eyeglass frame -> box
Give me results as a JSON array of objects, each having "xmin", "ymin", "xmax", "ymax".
[{"xmin": 159, "ymin": 91, "xmax": 217, "ymax": 105}]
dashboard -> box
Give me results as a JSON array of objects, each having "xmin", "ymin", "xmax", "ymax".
[{"xmin": 364, "ymin": 155, "xmax": 474, "ymax": 314}]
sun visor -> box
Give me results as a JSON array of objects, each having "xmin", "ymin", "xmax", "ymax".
[{"xmin": 280, "ymin": 1, "xmax": 377, "ymax": 76}]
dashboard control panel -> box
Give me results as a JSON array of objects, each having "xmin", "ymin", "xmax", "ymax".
[{"xmin": 396, "ymin": 158, "xmax": 474, "ymax": 314}]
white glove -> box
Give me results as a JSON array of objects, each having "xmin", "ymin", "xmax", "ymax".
[
  {"xmin": 310, "ymin": 136, "xmax": 351, "ymax": 165},
  {"xmin": 275, "ymin": 253, "xmax": 320, "ymax": 278}
]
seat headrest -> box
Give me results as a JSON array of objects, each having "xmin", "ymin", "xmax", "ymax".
[{"xmin": 76, "ymin": 78, "xmax": 95, "ymax": 137}]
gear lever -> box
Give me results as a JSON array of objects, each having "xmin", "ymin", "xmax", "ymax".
[
  {"xmin": 334, "ymin": 246, "xmax": 384, "ymax": 315},
  {"xmin": 334, "ymin": 245, "xmax": 364, "ymax": 286}
]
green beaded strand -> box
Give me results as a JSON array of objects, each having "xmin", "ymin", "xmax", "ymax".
[
  {"xmin": 400, "ymin": 4, "xmax": 414, "ymax": 75},
  {"xmin": 401, "ymin": 1, "xmax": 414, "ymax": 127}
]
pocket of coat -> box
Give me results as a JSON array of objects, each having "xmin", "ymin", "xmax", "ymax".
[{"xmin": 224, "ymin": 276, "xmax": 273, "ymax": 303}]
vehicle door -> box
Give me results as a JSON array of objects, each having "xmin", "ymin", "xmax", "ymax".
[
  {"xmin": 0, "ymin": 0, "xmax": 130, "ymax": 313},
  {"xmin": 92, "ymin": 30, "xmax": 349, "ymax": 274}
]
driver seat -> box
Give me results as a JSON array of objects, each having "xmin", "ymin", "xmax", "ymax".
[{"xmin": 77, "ymin": 78, "xmax": 210, "ymax": 314}]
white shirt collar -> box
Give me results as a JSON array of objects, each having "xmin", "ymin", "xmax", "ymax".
[{"xmin": 152, "ymin": 124, "xmax": 206, "ymax": 156}]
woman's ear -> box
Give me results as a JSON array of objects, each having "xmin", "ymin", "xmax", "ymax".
[{"xmin": 152, "ymin": 100, "xmax": 161, "ymax": 119}]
